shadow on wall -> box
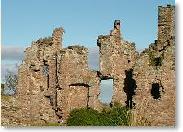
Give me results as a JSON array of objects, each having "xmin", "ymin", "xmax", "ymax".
[{"xmin": 123, "ymin": 69, "xmax": 137, "ymax": 109}]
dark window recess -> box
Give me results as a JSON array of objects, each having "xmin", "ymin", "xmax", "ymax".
[
  {"xmin": 43, "ymin": 65, "xmax": 49, "ymax": 76},
  {"xmin": 151, "ymin": 83, "xmax": 161, "ymax": 99},
  {"xmin": 154, "ymin": 57, "xmax": 162, "ymax": 66},
  {"xmin": 128, "ymin": 60, "xmax": 131, "ymax": 63}
]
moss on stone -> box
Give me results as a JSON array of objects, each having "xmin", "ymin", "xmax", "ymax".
[{"xmin": 148, "ymin": 51, "xmax": 163, "ymax": 66}]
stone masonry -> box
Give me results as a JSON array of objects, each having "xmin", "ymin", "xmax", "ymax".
[
  {"xmin": 97, "ymin": 20, "xmax": 138, "ymax": 106},
  {"xmin": 14, "ymin": 28, "xmax": 101, "ymax": 124},
  {"xmin": 132, "ymin": 5, "xmax": 175, "ymax": 126},
  {"xmin": 2, "ymin": 5, "xmax": 175, "ymax": 126}
]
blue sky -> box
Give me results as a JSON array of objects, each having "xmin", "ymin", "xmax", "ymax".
[
  {"xmin": 1, "ymin": 0, "xmax": 175, "ymax": 102},
  {"xmin": 2, "ymin": 0, "xmax": 175, "ymax": 49}
]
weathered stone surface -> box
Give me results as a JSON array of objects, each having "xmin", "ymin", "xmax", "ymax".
[
  {"xmin": 1, "ymin": 5, "xmax": 175, "ymax": 127},
  {"xmin": 132, "ymin": 5, "xmax": 175, "ymax": 126},
  {"xmin": 97, "ymin": 19, "xmax": 137, "ymax": 106}
]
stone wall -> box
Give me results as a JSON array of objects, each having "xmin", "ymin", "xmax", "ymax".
[
  {"xmin": 14, "ymin": 35, "xmax": 62, "ymax": 125},
  {"xmin": 157, "ymin": 5, "xmax": 175, "ymax": 51},
  {"xmin": 97, "ymin": 20, "xmax": 137, "ymax": 105},
  {"xmin": 56, "ymin": 45, "xmax": 100, "ymax": 120},
  {"xmin": 13, "ymin": 28, "xmax": 101, "ymax": 124},
  {"xmin": 2, "ymin": 4, "xmax": 175, "ymax": 127},
  {"xmin": 132, "ymin": 5, "xmax": 175, "ymax": 126}
]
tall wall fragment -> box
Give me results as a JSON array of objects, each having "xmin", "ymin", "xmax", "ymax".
[
  {"xmin": 15, "ymin": 28, "xmax": 64, "ymax": 125},
  {"xmin": 97, "ymin": 20, "xmax": 137, "ymax": 105},
  {"xmin": 133, "ymin": 5, "xmax": 175, "ymax": 126}
]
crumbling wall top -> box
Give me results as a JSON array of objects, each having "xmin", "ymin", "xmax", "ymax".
[
  {"xmin": 52, "ymin": 27, "xmax": 65, "ymax": 49},
  {"xmin": 158, "ymin": 5, "xmax": 175, "ymax": 23},
  {"xmin": 97, "ymin": 35, "xmax": 110, "ymax": 46},
  {"xmin": 110, "ymin": 20, "xmax": 121, "ymax": 41},
  {"xmin": 67, "ymin": 45, "xmax": 88, "ymax": 54},
  {"xmin": 114, "ymin": 20, "xmax": 120, "ymax": 30},
  {"xmin": 34, "ymin": 37, "xmax": 53, "ymax": 46}
]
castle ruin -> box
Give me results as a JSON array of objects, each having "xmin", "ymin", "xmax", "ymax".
[{"xmin": 2, "ymin": 5, "xmax": 175, "ymax": 126}]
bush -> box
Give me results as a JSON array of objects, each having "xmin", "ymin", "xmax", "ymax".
[
  {"xmin": 66, "ymin": 105, "xmax": 131, "ymax": 126},
  {"xmin": 66, "ymin": 108, "xmax": 100, "ymax": 126}
]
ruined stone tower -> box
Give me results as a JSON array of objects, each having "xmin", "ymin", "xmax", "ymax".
[
  {"xmin": 157, "ymin": 5, "xmax": 175, "ymax": 50},
  {"xmin": 133, "ymin": 5, "xmax": 175, "ymax": 126},
  {"xmin": 5, "ymin": 4, "xmax": 175, "ymax": 126}
]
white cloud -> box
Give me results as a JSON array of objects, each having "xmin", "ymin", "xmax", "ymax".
[
  {"xmin": 1, "ymin": 46, "xmax": 24, "ymax": 61},
  {"xmin": 1, "ymin": 46, "xmax": 24, "ymax": 82}
]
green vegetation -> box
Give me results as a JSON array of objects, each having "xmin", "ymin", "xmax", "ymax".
[
  {"xmin": 40, "ymin": 122, "xmax": 64, "ymax": 127},
  {"xmin": 66, "ymin": 103, "xmax": 131, "ymax": 126},
  {"xmin": 148, "ymin": 51, "xmax": 163, "ymax": 66}
]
